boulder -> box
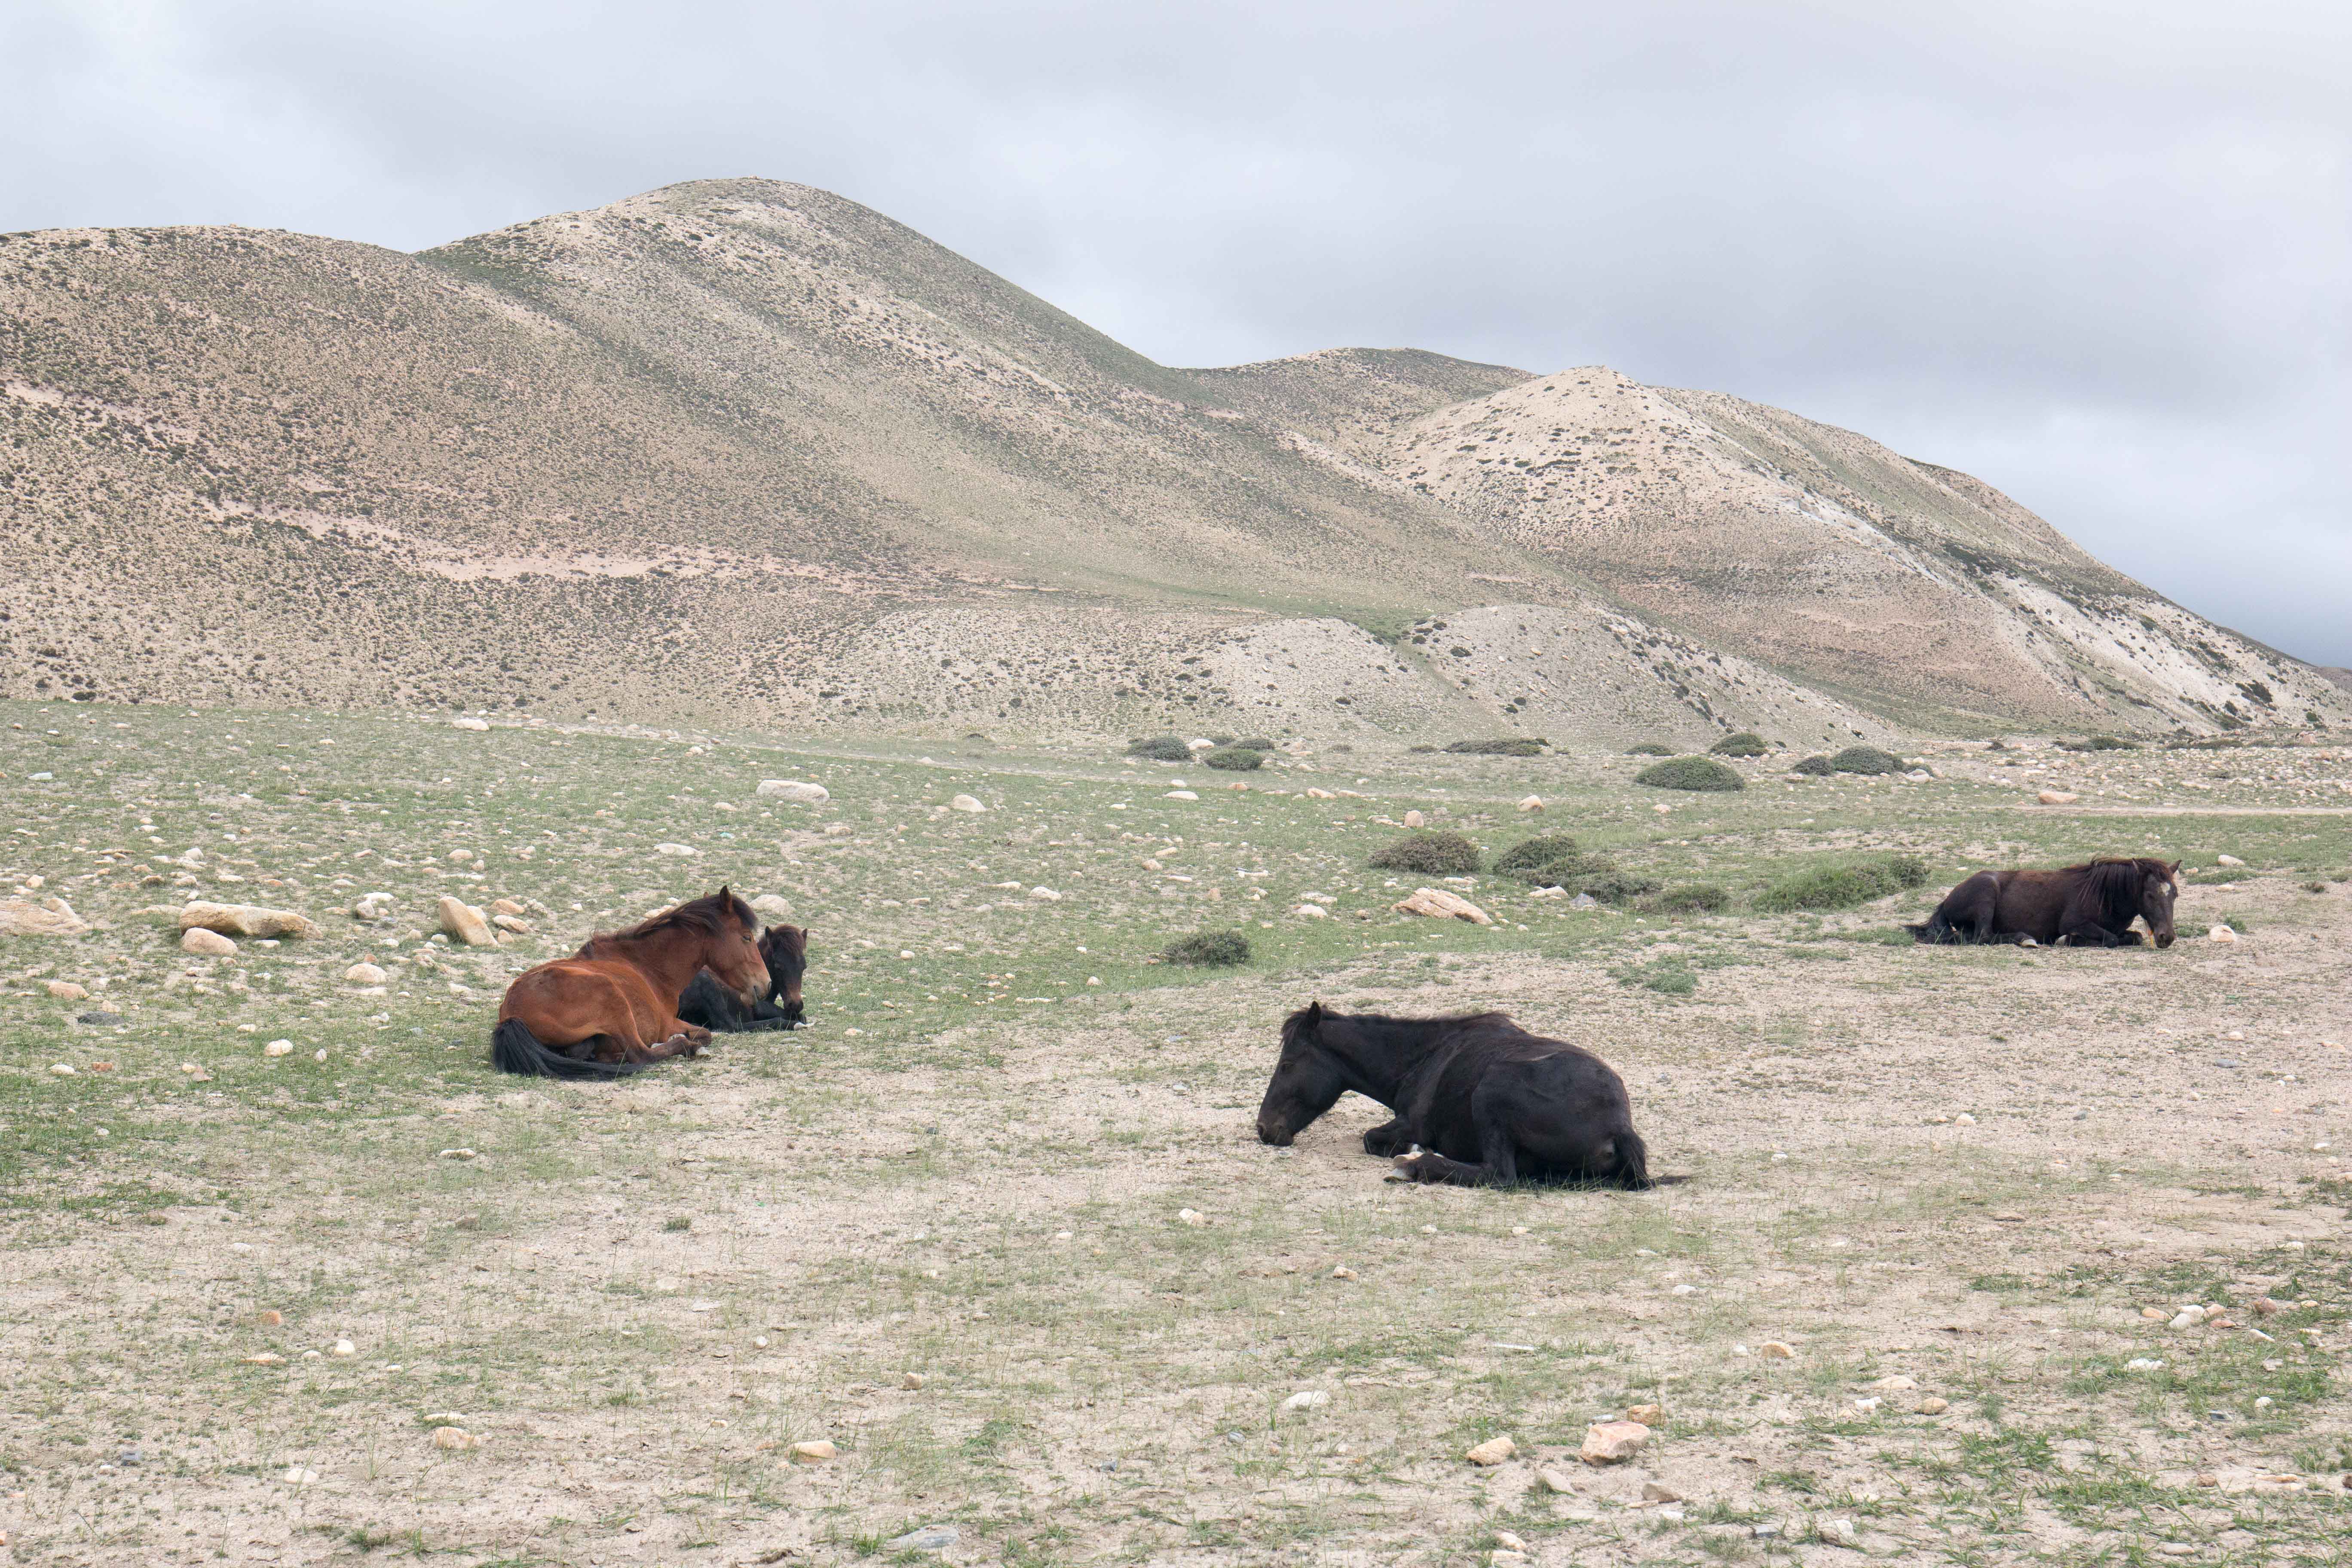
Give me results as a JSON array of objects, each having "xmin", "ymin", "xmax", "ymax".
[
  {"xmin": 437, "ymin": 896, "xmax": 498, "ymax": 948},
  {"xmin": 44, "ymin": 980, "xmax": 89, "ymax": 1000},
  {"xmin": 0, "ymin": 895, "xmax": 90, "ymax": 937},
  {"xmin": 1466, "ymin": 1436, "xmax": 1517, "ymax": 1466},
  {"xmin": 181, "ymin": 927, "xmax": 237, "ymax": 956},
  {"xmin": 1393, "ymin": 887, "xmax": 1494, "ymax": 925},
  {"xmin": 492, "ymin": 914, "xmax": 532, "ymax": 933},
  {"xmin": 1579, "ymin": 1421, "xmax": 1651, "ymax": 1464},
  {"xmin": 2036, "ymin": 790, "xmax": 2079, "ymax": 805},
  {"xmin": 344, "ymin": 963, "xmax": 389, "ymax": 985},
  {"xmin": 751, "ymin": 894, "xmax": 792, "ymax": 920},
  {"xmin": 351, "ymin": 892, "xmax": 395, "ymax": 922},
  {"xmin": 489, "ymin": 898, "xmax": 527, "ymax": 916},
  {"xmin": 756, "ymin": 779, "xmax": 830, "ymax": 803},
  {"xmin": 1403, "ymin": 809, "xmax": 1426, "ymax": 829},
  {"xmin": 949, "ymin": 795, "xmax": 986, "ymax": 813},
  {"xmin": 1518, "ymin": 796, "xmax": 1545, "ymax": 813},
  {"xmin": 180, "ymin": 902, "xmax": 323, "ymax": 941}
]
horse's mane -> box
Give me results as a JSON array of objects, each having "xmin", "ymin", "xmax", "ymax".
[
  {"xmin": 607, "ymin": 889, "xmax": 756, "ymax": 944},
  {"xmin": 1284, "ymin": 1004, "xmax": 1517, "ymax": 1046},
  {"xmin": 2061, "ymin": 858, "xmax": 2170, "ymax": 927}
]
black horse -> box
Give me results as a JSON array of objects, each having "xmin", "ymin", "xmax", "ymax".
[
  {"xmin": 1909, "ymin": 858, "xmax": 2177, "ymax": 948},
  {"xmin": 1256, "ymin": 1003, "xmax": 1655, "ymax": 1188},
  {"xmin": 677, "ymin": 925, "xmax": 809, "ymax": 1031}
]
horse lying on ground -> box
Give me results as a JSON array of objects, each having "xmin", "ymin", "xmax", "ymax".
[
  {"xmin": 678, "ymin": 924, "xmax": 808, "ymax": 1032},
  {"xmin": 1909, "ymin": 858, "xmax": 2178, "ymax": 948},
  {"xmin": 1256, "ymin": 1002, "xmax": 1657, "ymax": 1188},
  {"xmin": 492, "ymin": 888, "xmax": 769, "ymax": 1078}
]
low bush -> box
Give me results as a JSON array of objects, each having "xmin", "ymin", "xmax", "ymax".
[
  {"xmin": 1235, "ymin": 736, "xmax": 1277, "ymax": 751},
  {"xmin": 1828, "ymin": 745, "xmax": 1905, "ymax": 775},
  {"xmin": 1369, "ymin": 831, "xmax": 1482, "ymax": 876},
  {"xmin": 1709, "ymin": 732, "xmax": 1767, "ymax": 757},
  {"xmin": 1580, "ymin": 870, "xmax": 1662, "ymax": 905},
  {"xmin": 1162, "ymin": 930, "xmax": 1251, "ymax": 966},
  {"xmin": 1754, "ymin": 855, "xmax": 1932, "ymax": 913},
  {"xmin": 1790, "ymin": 754, "xmax": 1834, "ymax": 775},
  {"xmin": 1126, "ymin": 735, "xmax": 1190, "ymax": 762},
  {"xmin": 1634, "ymin": 756, "xmax": 1746, "ymax": 792},
  {"xmin": 1645, "ymin": 883, "xmax": 1730, "ymax": 915},
  {"xmin": 1626, "ymin": 741, "xmax": 1675, "ymax": 756},
  {"xmin": 2060, "ymin": 734, "xmax": 2141, "ymax": 752},
  {"xmin": 1203, "ymin": 747, "xmax": 1263, "ymax": 771},
  {"xmin": 1444, "ymin": 738, "xmax": 1546, "ymax": 756},
  {"xmin": 1494, "ymin": 834, "xmax": 1580, "ymax": 874}
]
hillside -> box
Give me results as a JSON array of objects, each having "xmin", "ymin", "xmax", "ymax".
[{"xmin": 2, "ymin": 177, "xmax": 2340, "ymax": 740}]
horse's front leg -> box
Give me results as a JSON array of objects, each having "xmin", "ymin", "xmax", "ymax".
[
  {"xmin": 1361, "ymin": 1118, "xmax": 1412, "ymax": 1158},
  {"xmin": 1390, "ymin": 1118, "xmax": 1519, "ymax": 1188}
]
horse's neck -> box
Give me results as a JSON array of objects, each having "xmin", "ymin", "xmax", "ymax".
[
  {"xmin": 604, "ymin": 931, "xmax": 701, "ymax": 996},
  {"xmin": 1323, "ymin": 1018, "xmax": 1440, "ymax": 1101}
]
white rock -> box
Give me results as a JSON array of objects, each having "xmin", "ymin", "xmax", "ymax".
[
  {"xmin": 2036, "ymin": 790, "xmax": 2079, "ymax": 805},
  {"xmin": 1466, "ymin": 1436, "xmax": 1517, "ymax": 1466},
  {"xmin": 2216, "ymin": 853, "xmax": 2245, "ymax": 867},
  {"xmin": 1578, "ymin": 1422, "xmax": 1649, "ymax": 1463},
  {"xmin": 181, "ymin": 901, "xmax": 323, "ymax": 940},
  {"xmin": 1029, "ymin": 886, "xmax": 1061, "ymax": 901},
  {"xmin": 1292, "ymin": 903, "xmax": 1329, "ymax": 919},
  {"xmin": 1393, "ymin": 887, "xmax": 1493, "ymax": 925},
  {"xmin": 2169, "ymin": 1310, "xmax": 2199, "ymax": 1329},
  {"xmin": 437, "ymin": 896, "xmax": 497, "ymax": 947},
  {"xmin": 1537, "ymin": 1465, "xmax": 1578, "ymax": 1494},
  {"xmin": 44, "ymin": 979, "xmax": 89, "ymax": 1000},
  {"xmin": 49, "ymin": 1063, "xmax": 76, "ymax": 1076},
  {"xmin": 1954, "ymin": 1112, "xmax": 1976, "ymax": 1125},
  {"xmin": 949, "ymin": 795, "xmax": 986, "ymax": 813},
  {"xmin": 282, "ymin": 1465, "xmax": 320, "ymax": 1484},
  {"xmin": 751, "ymin": 894, "xmax": 792, "ymax": 919},
  {"xmin": 1177, "ymin": 1208, "xmax": 1207, "ymax": 1225},
  {"xmin": 263, "ymin": 1039, "xmax": 294, "ymax": 1057},
  {"xmin": 789, "ymin": 1439, "xmax": 836, "ymax": 1463},
  {"xmin": 351, "ymin": 892, "xmax": 395, "ymax": 922},
  {"xmin": 1517, "ymin": 795, "xmax": 1544, "ymax": 813},
  {"xmin": 756, "ymin": 780, "xmax": 830, "ymax": 802},
  {"xmin": 1282, "ymin": 1390, "xmax": 1329, "ymax": 1412},
  {"xmin": 2208, "ymin": 925, "xmax": 2239, "ymax": 943},
  {"xmin": 432, "ymin": 1427, "xmax": 478, "ymax": 1450},
  {"xmin": 1165, "ymin": 790, "xmax": 1199, "ymax": 800},
  {"xmin": 2126, "ymin": 1357, "xmax": 2164, "ymax": 1370},
  {"xmin": 1403, "ymin": 809, "xmax": 1426, "ymax": 829},
  {"xmin": 330, "ymin": 1338, "xmax": 356, "ymax": 1357},
  {"xmin": 451, "ymin": 717, "xmax": 490, "ymax": 731},
  {"xmin": 1187, "ymin": 738, "xmax": 1215, "ymax": 750},
  {"xmin": 654, "ymin": 842, "xmax": 697, "ymax": 857},
  {"xmin": 345, "ymin": 963, "xmax": 389, "ymax": 985}
]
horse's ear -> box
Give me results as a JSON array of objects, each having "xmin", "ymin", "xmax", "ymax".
[
  {"xmin": 1305, "ymin": 1000, "xmax": 1324, "ymax": 1022},
  {"xmin": 2166, "ymin": 860, "xmax": 2181, "ymax": 876}
]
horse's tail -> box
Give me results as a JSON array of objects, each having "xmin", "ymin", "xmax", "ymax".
[
  {"xmin": 490, "ymin": 1017, "xmax": 643, "ymax": 1080},
  {"xmin": 1908, "ymin": 912, "xmax": 1957, "ymax": 944},
  {"xmin": 1612, "ymin": 1127, "xmax": 1655, "ymax": 1190}
]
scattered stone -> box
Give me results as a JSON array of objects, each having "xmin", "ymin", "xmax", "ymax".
[
  {"xmin": 1758, "ymin": 1341, "xmax": 1796, "ymax": 1359},
  {"xmin": 901, "ymin": 1372, "xmax": 923, "ymax": 1390},
  {"xmin": 263, "ymin": 1040, "xmax": 294, "ymax": 1058},
  {"xmin": 258, "ymin": 1310, "xmax": 282, "ymax": 1326},
  {"xmin": 2169, "ymin": 1310, "xmax": 2199, "ymax": 1330},
  {"xmin": 1165, "ymin": 790, "xmax": 1199, "ymax": 800},
  {"xmin": 330, "ymin": 1338, "xmax": 356, "ymax": 1357},
  {"xmin": 0, "ymin": 894, "xmax": 90, "ymax": 937},
  {"xmin": 44, "ymin": 979, "xmax": 89, "ymax": 1000},
  {"xmin": 351, "ymin": 892, "xmax": 395, "ymax": 922},
  {"xmin": 2036, "ymin": 790, "xmax": 2079, "ymax": 805},
  {"xmin": 1304, "ymin": 787, "xmax": 1335, "ymax": 799},
  {"xmin": 491, "ymin": 914, "xmax": 532, "ymax": 933},
  {"xmin": 490, "ymin": 898, "xmax": 527, "ymax": 916},
  {"xmin": 283, "ymin": 1466, "xmax": 320, "ymax": 1485},
  {"xmin": 751, "ymin": 894, "xmax": 792, "ymax": 919},
  {"xmin": 1917, "ymin": 1397, "xmax": 1950, "ymax": 1414},
  {"xmin": 1954, "ymin": 1112, "xmax": 1976, "ymax": 1125},
  {"xmin": 1869, "ymin": 1376, "xmax": 1917, "ymax": 1390},
  {"xmin": 1178, "ymin": 1208, "xmax": 1207, "ymax": 1226},
  {"xmin": 884, "ymin": 1525, "xmax": 959, "ymax": 1553},
  {"xmin": 437, "ymin": 896, "xmax": 497, "ymax": 947},
  {"xmin": 2251, "ymin": 1297, "xmax": 2283, "ymax": 1316},
  {"xmin": 1494, "ymin": 1530, "xmax": 1528, "ymax": 1552},
  {"xmin": 1537, "ymin": 1465, "xmax": 1578, "ymax": 1494},
  {"xmin": 1029, "ymin": 886, "xmax": 1061, "ymax": 901},
  {"xmin": 48, "ymin": 1063, "xmax": 75, "ymax": 1076},
  {"xmin": 654, "ymin": 842, "xmax": 697, "ymax": 857},
  {"xmin": 422, "ymin": 1412, "xmax": 466, "ymax": 1426},
  {"xmin": 1330, "ymin": 1265, "xmax": 1357, "ymax": 1280},
  {"xmin": 1403, "ymin": 809, "xmax": 1426, "ymax": 829},
  {"xmin": 1282, "ymin": 1390, "xmax": 1330, "ymax": 1412},
  {"xmin": 949, "ymin": 795, "xmax": 986, "ymax": 813},
  {"xmin": 755, "ymin": 780, "xmax": 830, "ymax": 802},
  {"xmin": 179, "ymin": 901, "xmax": 323, "ymax": 940},
  {"xmin": 1393, "ymin": 887, "xmax": 1494, "ymax": 925},
  {"xmin": 432, "ymin": 1427, "xmax": 478, "ymax": 1450},
  {"xmin": 1518, "ymin": 795, "xmax": 1544, "ymax": 813},
  {"xmin": 439, "ymin": 1148, "xmax": 478, "ymax": 1161},
  {"xmin": 789, "ymin": 1439, "xmax": 837, "ymax": 1463},
  {"xmin": 344, "ymin": 963, "xmax": 389, "ymax": 985},
  {"xmin": 1825, "ymin": 1517, "xmax": 1858, "ymax": 1544},
  {"xmin": 1466, "ymin": 1436, "xmax": 1517, "ymax": 1466},
  {"xmin": 2140, "ymin": 1306, "xmax": 2168, "ymax": 1320},
  {"xmin": 451, "ymin": 717, "xmax": 490, "ymax": 731},
  {"xmin": 243, "ymin": 1353, "xmax": 285, "ymax": 1366},
  {"xmin": 1642, "ymin": 1481, "xmax": 1682, "ymax": 1503},
  {"xmin": 1292, "ymin": 903, "xmax": 1329, "ymax": 919},
  {"xmin": 1579, "ymin": 1421, "xmax": 1650, "ymax": 1464},
  {"xmin": 2208, "ymin": 925, "xmax": 2239, "ymax": 943},
  {"xmin": 1625, "ymin": 1403, "xmax": 1664, "ymax": 1424},
  {"xmin": 1569, "ymin": 891, "xmax": 1599, "ymax": 909},
  {"xmin": 2216, "ymin": 853, "xmax": 2246, "ymax": 867}
]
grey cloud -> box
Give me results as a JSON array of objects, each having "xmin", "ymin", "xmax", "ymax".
[{"xmin": 5, "ymin": 0, "xmax": 2346, "ymax": 664}]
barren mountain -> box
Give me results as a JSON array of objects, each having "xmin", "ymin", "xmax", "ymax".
[{"xmin": 2, "ymin": 177, "xmax": 2339, "ymax": 740}]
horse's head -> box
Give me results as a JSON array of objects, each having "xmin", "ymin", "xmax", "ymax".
[
  {"xmin": 759, "ymin": 924, "xmax": 808, "ymax": 1022},
  {"xmin": 1258, "ymin": 1001, "xmax": 1346, "ymax": 1145},
  {"xmin": 2141, "ymin": 860, "xmax": 2180, "ymax": 948},
  {"xmin": 703, "ymin": 887, "xmax": 770, "ymax": 1007}
]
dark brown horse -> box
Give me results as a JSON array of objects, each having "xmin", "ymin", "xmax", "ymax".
[
  {"xmin": 1257, "ymin": 1003, "xmax": 1655, "ymax": 1188},
  {"xmin": 492, "ymin": 889, "xmax": 769, "ymax": 1078},
  {"xmin": 678, "ymin": 924, "xmax": 809, "ymax": 1032},
  {"xmin": 1909, "ymin": 858, "xmax": 2179, "ymax": 948}
]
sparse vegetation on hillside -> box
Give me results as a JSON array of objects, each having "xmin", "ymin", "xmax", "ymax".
[
  {"xmin": 1635, "ymin": 756, "xmax": 1746, "ymax": 792},
  {"xmin": 1791, "ymin": 754, "xmax": 1834, "ymax": 775},
  {"xmin": 1443, "ymin": 738, "xmax": 1545, "ymax": 756},
  {"xmin": 1202, "ymin": 746, "xmax": 1262, "ymax": 771},
  {"xmin": 1626, "ymin": 741, "xmax": 1675, "ymax": 756},
  {"xmin": 1161, "ymin": 929, "xmax": 1252, "ymax": 966},
  {"xmin": 1369, "ymin": 831, "xmax": 1481, "ymax": 876},
  {"xmin": 1755, "ymin": 855, "xmax": 1932, "ymax": 913},
  {"xmin": 1127, "ymin": 735, "xmax": 1191, "ymax": 762},
  {"xmin": 1829, "ymin": 745, "xmax": 1907, "ymax": 775},
  {"xmin": 1709, "ymin": 731, "xmax": 1767, "ymax": 756}
]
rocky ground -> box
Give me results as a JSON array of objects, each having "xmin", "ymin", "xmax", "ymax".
[{"xmin": 2, "ymin": 699, "xmax": 2349, "ymax": 1565}]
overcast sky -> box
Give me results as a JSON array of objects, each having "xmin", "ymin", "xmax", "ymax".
[{"xmin": 7, "ymin": 0, "xmax": 2347, "ymax": 666}]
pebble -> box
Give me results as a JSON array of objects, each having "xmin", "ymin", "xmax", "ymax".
[
  {"xmin": 259, "ymin": 1310, "xmax": 283, "ymax": 1326},
  {"xmin": 949, "ymin": 795, "xmax": 986, "ymax": 813},
  {"xmin": 1537, "ymin": 1465, "xmax": 1578, "ymax": 1494},
  {"xmin": 1517, "ymin": 795, "xmax": 1544, "ymax": 812},
  {"xmin": 1165, "ymin": 790, "xmax": 1198, "ymax": 800},
  {"xmin": 282, "ymin": 1466, "xmax": 320, "ymax": 1485},
  {"xmin": 1466, "ymin": 1436, "xmax": 1517, "ymax": 1466},
  {"xmin": 1579, "ymin": 1421, "xmax": 1649, "ymax": 1464},
  {"xmin": 1029, "ymin": 886, "xmax": 1061, "ymax": 901},
  {"xmin": 2169, "ymin": 1310, "xmax": 2199, "ymax": 1330},
  {"xmin": 1826, "ymin": 1517, "xmax": 1858, "ymax": 1541},
  {"xmin": 44, "ymin": 980, "xmax": 89, "ymax": 1000},
  {"xmin": 432, "ymin": 1427, "xmax": 478, "ymax": 1450},
  {"xmin": 1292, "ymin": 903, "xmax": 1329, "ymax": 919},
  {"xmin": 1625, "ymin": 1403, "xmax": 1663, "ymax": 1424},
  {"xmin": 48, "ymin": 1063, "xmax": 75, "ymax": 1076},
  {"xmin": 2141, "ymin": 1306, "xmax": 2168, "ymax": 1320},
  {"xmin": 244, "ymin": 1353, "xmax": 284, "ymax": 1366},
  {"xmin": 1282, "ymin": 1390, "xmax": 1330, "ymax": 1412},
  {"xmin": 1641, "ymin": 1481, "xmax": 1682, "ymax": 1503},
  {"xmin": 1869, "ymin": 1376, "xmax": 1917, "ymax": 1390},
  {"xmin": 755, "ymin": 780, "xmax": 830, "ymax": 802},
  {"xmin": 450, "ymin": 717, "xmax": 490, "ymax": 731},
  {"xmin": 901, "ymin": 1372, "xmax": 924, "ymax": 1390},
  {"xmin": 438, "ymin": 1147, "xmax": 478, "ymax": 1161},
  {"xmin": 1758, "ymin": 1341, "xmax": 1796, "ymax": 1359},
  {"xmin": 654, "ymin": 842, "xmax": 697, "ymax": 857},
  {"xmin": 2036, "ymin": 790, "xmax": 2079, "ymax": 805},
  {"xmin": 331, "ymin": 1339, "xmax": 356, "ymax": 1357},
  {"xmin": 1954, "ymin": 1112, "xmax": 1976, "ymax": 1124},
  {"xmin": 1330, "ymin": 1265, "xmax": 1357, "ymax": 1280},
  {"xmin": 789, "ymin": 1439, "xmax": 837, "ymax": 1463},
  {"xmin": 1854, "ymin": 1396, "xmax": 1881, "ymax": 1411},
  {"xmin": 345, "ymin": 963, "xmax": 389, "ymax": 985},
  {"xmin": 2216, "ymin": 853, "xmax": 2245, "ymax": 867},
  {"xmin": 437, "ymin": 896, "xmax": 497, "ymax": 947},
  {"xmin": 182, "ymin": 927, "xmax": 237, "ymax": 956},
  {"xmin": 1917, "ymin": 1397, "xmax": 1950, "ymax": 1414},
  {"xmin": 1403, "ymin": 810, "xmax": 1425, "ymax": 828},
  {"xmin": 1177, "ymin": 1208, "xmax": 1207, "ymax": 1226},
  {"xmin": 2208, "ymin": 925, "xmax": 2239, "ymax": 943},
  {"xmin": 263, "ymin": 1040, "xmax": 294, "ymax": 1057}
]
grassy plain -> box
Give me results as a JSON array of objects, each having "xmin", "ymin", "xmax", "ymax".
[{"xmin": 3, "ymin": 701, "xmax": 2349, "ymax": 1565}]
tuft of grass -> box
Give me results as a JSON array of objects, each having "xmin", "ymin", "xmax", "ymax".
[
  {"xmin": 1234, "ymin": 736, "xmax": 1276, "ymax": 751},
  {"xmin": 1790, "ymin": 754, "xmax": 1834, "ymax": 776},
  {"xmin": 1369, "ymin": 831, "xmax": 1481, "ymax": 876},
  {"xmin": 1125, "ymin": 735, "xmax": 1190, "ymax": 762},
  {"xmin": 1617, "ymin": 957, "xmax": 1697, "ymax": 995},
  {"xmin": 2060, "ymin": 734, "xmax": 2141, "ymax": 752},
  {"xmin": 1443, "ymin": 737, "xmax": 1546, "ymax": 756},
  {"xmin": 1635, "ymin": 756, "xmax": 1745, "ymax": 792},
  {"xmin": 1643, "ymin": 883, "xmax": 1729, "ymax": 915},
  {"xmin": 1201, "ymin": 747, "xmax": 1262, "ymax": 772},
  {"xmin": 663, "ymin": 1215, "xmax": 693, "ymax": 1233},
  {"xmin": 1755, "ymin": 856, "xmax": 1931, "ymax": 913},
  {"xmin": 1493, "ymin": 834, "xmax": 1580, "ymax": 874},
  {"xmin": 1161, "ymin": 930, "xmax": 1251, "ymax": 967},
  {"xmin": 1709, "ymin": 732, "xmax": 1767, "ymax": 757},
  {"xmin": 1625, "ymin": 741, "xmax": 1674, "ymax": 756},
  {"xmin": 1828, "ymin": 745, "xmax": 1905, "ymax": 775}
]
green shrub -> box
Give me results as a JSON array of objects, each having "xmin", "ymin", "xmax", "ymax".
[
  {"xmin": 1709, "ymin": 732, "xmax": 1767, "ymax": 757},
  {"xmin": 1235, "ymin": 736, "xmax": 1277, "ymax": 751},
  {"xmin": 1208, "ymin": 733, "xmax": 1235, "ymax": 746},
  {"xmin": 1494, "ymin": 834, "xmax": 1581, "ymax": 874},
  {"xmin": 1828, "ymin": 745, "xmax": 1905, "ymax": 775},
  {"xmin": 1645, "ymin": 883, "xmax": 1729, "ymax": 915},
  {"xmin": 1754, "ymin": 855, "xmax": 1933, "ymax": 913},
  {"xmin": 2060, "ymin": 734, "xmax": 2140, "ymax": 752},
  {"xmin": 1161, "ymin": 929, "xmax": 1251, "ymax": 966},
  {"xmin": 1203, "ymin": 747, "xmax": 1263, "ymax": 771},
  {"xmin": 1634, "ymin": 756, "xmax": 1746, "ymax": 792},
  {"xmin": 1369, "ymin": 831, "xmax": 1482, "ymax": 876},
  {"xmin": 1444, "ymin": 738, "xmax": 1546, "ymax": 756},
  {"xmin": 1126, "ymin": 735, "xmax": 1190, "ymax": 762},
  {"xmin": 1790, "ymin": 754, "xmax": 1834, "ymax": 776},
  {"xmin": 1580, "ymin": 870, "xmax": 1662, "ymax": 905},
  {"xmin": 1626, "ymin": 741, "xmax": 1674, "ymax": 756}
]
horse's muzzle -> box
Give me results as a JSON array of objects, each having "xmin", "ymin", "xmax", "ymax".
[
  {"xmin": 2154, "ymin": 931, "xmax": 2175, "ymax": 949},
  {"xmin": 1257, "ymin": 1115, "xmax": 1293, "ymax": 1147}
]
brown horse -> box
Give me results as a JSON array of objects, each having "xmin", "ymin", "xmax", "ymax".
[
  {"xmin": 491, "ymin": 889, "xmax": 769, "ymax": 1078},
  {"xmin": 1909, "ymin": 858, "xmax": 2179, "ymax": 948}
]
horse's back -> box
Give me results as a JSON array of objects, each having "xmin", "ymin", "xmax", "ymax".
[{"xmin": 501, "ymin": 956, "xmax": 667, "ymax": 1039}]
